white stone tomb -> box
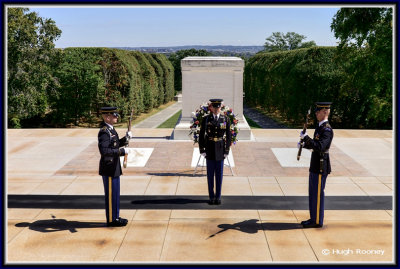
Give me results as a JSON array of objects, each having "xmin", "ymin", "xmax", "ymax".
[{"xmin": 172, "ymin": 56, "xmax": 252, "ymax": 140}]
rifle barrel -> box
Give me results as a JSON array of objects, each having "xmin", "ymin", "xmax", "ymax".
[
  {"xmin": 124, "ymin": 108, "xmax": 134, "ymax": 169},
  {"xmin": 297, "ymin": 107, "xmax": 311, "ymax": 161}
]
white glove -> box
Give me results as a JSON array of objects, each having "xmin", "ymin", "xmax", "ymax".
[
  {"xmin": 300, "ymin": 131, "xmax": 308, "ymax": 139},
  {"xmin": 297, "ymin": 142, "xmax": 303, "ymax": 149},
  {"xmin": 124, "ymin": 148, "xmax": 133, "ymax": 155},
  {"xmin": 201, "ymin": 153, "xmax": 206, "ymax": 157},
  {"xmin": 126, "ymin": 131, "xmax": 133, "ymax": 140},
  {"xmin": 224, "ymin": 154, "xmax": 228, "ymax": 158}
]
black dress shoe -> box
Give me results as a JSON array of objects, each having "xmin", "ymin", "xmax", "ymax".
[
  {"xmin": 107, "ymin": 218, "xmax": 128, "ymax": 227},
  {"xmin": 301, "ymin": 219, "xmax": 312, "ymax": 225},
  {"xmin": 116, "ymin": 217, "xmax": 128, "ymax": 225},
  {"xmin": 302, "ymin": 222, "xmax": 322, "ymax": 228},
  {"xmin": 214, "ymin": 199, "xmax": 221, "ymax": 205},
  {"xmin": 208, "ymin": 199, "xmax": 215, "ymax": 205}
]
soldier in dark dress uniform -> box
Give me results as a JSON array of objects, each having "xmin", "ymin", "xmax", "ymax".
[
  {"xmin": 299, "ymin": 102, "xmax": 333, "ymax": 228},
  {"xmin": 98, "ymin": 107, "xmax": 132, "ymax": 227},
  {"xmin": 199, "ymin": 99, "xmax": 232, "ymax": 205}
]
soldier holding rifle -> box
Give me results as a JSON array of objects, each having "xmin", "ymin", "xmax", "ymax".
[
  {"xmin": 298, "ymin": 102, "xmax": 333, "ymax": 228},
  {"xmin": 98, "ymin": 106, "xmax": 133, "ymax": 227},
  {"xmin": 199, "ymin": 99, "xmax": 232, "ymax": 205}
]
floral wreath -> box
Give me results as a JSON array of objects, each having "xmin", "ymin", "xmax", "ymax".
[{"xmin": 189, "ymin": 101, "xmax": 239, "ymax": 145}]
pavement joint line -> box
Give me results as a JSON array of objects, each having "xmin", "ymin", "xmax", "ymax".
[
  {"xmin": 114, "ymin": 221, "xmax": 131, "ymax": 262},
  {"xmin": 174, "ymin": 176, "xmax": 180, "ymax": 195},
  {"xmin": 248, "ymin": 177, "xmax": 255, "ymax": 195},
  {"xmin": 276, "ymin": 176, "xmax": 286, "ymax": 197},
  {"xmin": 257, "ymin": 209, "xmax": 273, "ymax": 261},
  {"xmin": 302, "ymin": 228, "xmax": 319, "ymax": 262},
  {"xmin": 159, "ymin": 214, "xmax": 172, "ymax": 262},
  {"xmin": 353, "ymin": 181, "xmax": 378, "ymax": 196}
]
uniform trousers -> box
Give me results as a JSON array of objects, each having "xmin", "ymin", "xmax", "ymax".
[
  {"xmin": 308, "ymin": 172, "xmax": 328, "ymax": 226},
  {"xmin": 102, "ymin": 176, "xmax": 120, "ymax": 223},
  {"xmin": 206, "ymin": 159, "xmax": 224, "ymax": 200}
]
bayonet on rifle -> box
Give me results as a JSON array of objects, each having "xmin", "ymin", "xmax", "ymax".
[{"xmin": 123, "ymin": 109, "xmax": 134, "ymax": 168}]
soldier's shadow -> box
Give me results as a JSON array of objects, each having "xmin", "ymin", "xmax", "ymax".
[
  {"xmin": 147, "ymin": 172, "xmax": 205, "ymax": 177},
  {"xmin": 131, "ymin": 197, "xmax": 205, "ymax": 205},
  {"xmin": 207, "ymin": 219, "xmax": 302, "ymax": 239},
  {"xmin": 15, "ymin": 218, "xmax": 105, "ymax": 233}
]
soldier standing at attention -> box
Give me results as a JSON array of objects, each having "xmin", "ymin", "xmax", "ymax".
[
  {"xmin": 299, "ymin": 102, "xmax": 333, "ymax": 228},
  {"xmin": 98, "ymin": 107, "xmax": 132, "ymax": 227},
  {"xmin": 199, "ymin": 99, "xmax": 232, "ymax": 205}
]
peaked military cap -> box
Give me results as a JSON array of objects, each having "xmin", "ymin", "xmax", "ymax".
[
  {"xmin": 100, "ymin": 106, "xmax": 119, "ymax": 117},
  {"xmin": 210, "ymin": 99, "xmax": 223, "ymax": 108},
  {"xmin": 315, "ymin": 102, "xmax": 332, "ymax": 112}
]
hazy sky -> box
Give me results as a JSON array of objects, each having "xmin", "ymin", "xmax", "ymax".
[{"xmin": 24, "ymin": 5, "xmax": 342, "ymax": 48}]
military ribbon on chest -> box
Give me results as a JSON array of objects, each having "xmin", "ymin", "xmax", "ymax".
[{"xmin": 111, "ymin": 135, "xmax": 117, "ymax": 147}]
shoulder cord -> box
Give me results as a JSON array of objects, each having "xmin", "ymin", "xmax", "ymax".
[{"xmin": 106, "ymin": 128, "xmax": 112, "ymax": 141}]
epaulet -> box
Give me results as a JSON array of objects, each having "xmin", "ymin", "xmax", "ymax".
[
  {"xmin": 323, "ymin": 123, "xmax": 332, "ymax": 131},
  {"xmin": 100, "ymin": 126, "xmax": 108, "ymax": 132}
]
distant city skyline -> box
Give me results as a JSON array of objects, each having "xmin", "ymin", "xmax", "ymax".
[{"xmin": 19, "ymin": 5, "xmax": 346, "ymax": 48}]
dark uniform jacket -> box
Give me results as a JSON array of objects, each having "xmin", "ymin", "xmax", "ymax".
[
  {"xmin": 303, "ymin": 121, "xmax": 334, "ymax": 175},
  {"xmin": 98, "ymin": 122, "xmax": 127, "ymax": 177},
  {"xmin": 199, "ymin": 114, "xmax": 232, "ymax": 161}
]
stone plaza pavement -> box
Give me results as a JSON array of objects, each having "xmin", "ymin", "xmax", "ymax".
[{"xmin": 6, "ymin": 128, "xmax": 394, "ymax": 264}]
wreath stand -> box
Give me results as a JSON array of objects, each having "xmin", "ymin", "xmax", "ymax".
[{"xmin": 193, "ymin": 152, "xmax": 234, "ymax": 176}]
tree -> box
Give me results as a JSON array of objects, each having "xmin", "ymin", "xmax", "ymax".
[
  {"xmin": 264, "ymin": 32, "xmax": 316, "ymax": 52},
  {"xmin": 264, "ymin": 32, "xmax": 287, "ymax": 51},
  {"xmin": 53, "ymin": 48, "xmax": 103, "ymax": 126},
  {"xmin": 168, "ymin": 49, "xmax": 212, "ymax": 93},
  {"xmin": 331, "ymin": 8, "xmax": 392, "ymax": 128},
  {"xmin": 331, "ymin": 8, "xmax": 392, "ymax": 48},
  {"xmin": 284, "ymin": 32, "xmax": 305, "ymax": 50},
  {"xmin": 7, "ymin": 8, "xmax": 62, "ymax": 127},
  {"xmin": 299, "ymin": 41, "xmax": 317, "ymax": 49}
]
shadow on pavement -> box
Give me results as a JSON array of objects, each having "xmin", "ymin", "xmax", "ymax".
[
  {"xmin": 15, "ymin": 217, "xmax": 105, "ymax": 233},
  {"xmin": 131, "ymin": 198, "xmax": 205, "ymax": 205},
  {"xmin": 207, "ymin": 219, "xmax": 302, "ymax": 239},
  {"xmin": 147, "ymin": 172, "xmax": 205, "ymax": 177}
]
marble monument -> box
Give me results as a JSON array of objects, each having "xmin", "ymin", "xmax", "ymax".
[{"xmin": 173, "ymin": 56, "xmax": 252, "ymax": 140}]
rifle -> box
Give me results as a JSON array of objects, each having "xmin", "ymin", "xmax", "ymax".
[
  {"xmin": 123, "ymin": 108, "xmax": 134, "ymax": 168},
  {"xmin": 297, "ymin": 107, "xmax": 311, "ymax": 161}
]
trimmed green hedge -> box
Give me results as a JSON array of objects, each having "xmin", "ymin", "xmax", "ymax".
[
  {"xmin": 52, "ymin": 47, "xmax": 104, "ymax": 126},
  {"xmin": 151, "ymin": 53, "xmax": 175, "ymax": 103},
  {"xmin": 130, "ymin": 51, "xmax": 158, "ymax": 112},
  {"xmin": 49, "ymin": 48, "xmax": 174, "ymax": 126},
  {"xmin": 144, "ymin": 53, "xmax": 163, "ymax": 107},
  {"xmin": 111, "ymin": 48, "xmax": 144, "ymax": 116},
  {"xmin": 244, "ymin": 47, "xmax": 392, "ymax": 128}
]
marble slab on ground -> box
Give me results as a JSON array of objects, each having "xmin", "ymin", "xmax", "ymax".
[
  {"xmin": 119, "ymin": 148, "xmax": 154, "ymax": 167},
  {"xmin": 191, "ymin": 148, "xmax": 235, "ymax": 167},
  {"xmin": 271, "ymin": 148, "xmax": 311, "ymax": 167}
]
